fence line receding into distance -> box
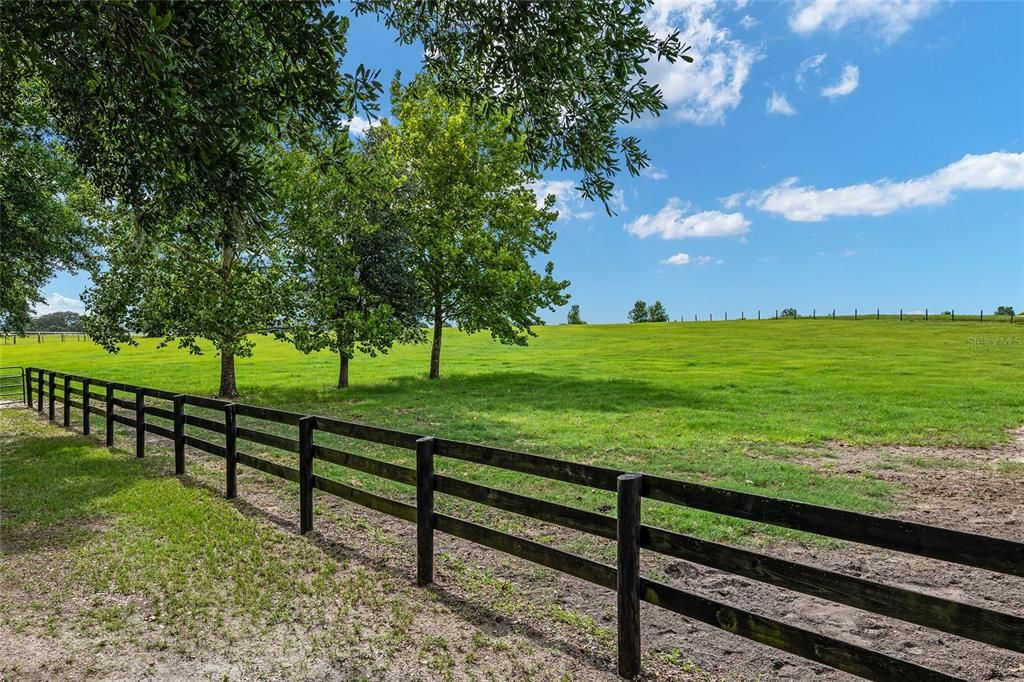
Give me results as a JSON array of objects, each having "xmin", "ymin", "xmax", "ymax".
[{"xmin": 17, "ymin": 366, "xmax": 1024, "ymax": 681}]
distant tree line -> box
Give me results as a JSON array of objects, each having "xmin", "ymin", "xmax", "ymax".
[
  {"xmin": 628, "ymin": 300, "xmax": 669, "ymax": 323},
  {"xmin": 24, "ymin": 311, "xmax": 84, "ymax": 332}
]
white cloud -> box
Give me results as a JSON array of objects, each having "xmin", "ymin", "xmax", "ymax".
[
  {"xmin": 841, "ymin": 249, "xmax": 859, "ymax": 257},
  {"xmin": 720, "ymin": 192, "xmax": 744, "ymax": 209},
  {"xmin": 35, "ymin": 292, "xmax": 85, "ymax": 315},
  {"xmin": 795, "ymin": 53, "xmax": 827, "ymax": 87},
  {"xmin": 643, "ymin": 166, "xmax": 669, "ymax": 181},
  {"xmin": 627, "ymin": 198, "xmax": 751, "ymax": 239},
  {"xmin": 662, "ymin": 252, "xmax": 691, "ymax": 265},
  {"xmin": 346, "ymin": 115, "xmax": 373, "ymax": 136},
  {"xmin": 789, "ymin": 0, "xmax": 936, "ymax": 43},
  {"xmin": 739, "ymin": 14, "xmax": 758, "ymax": 29},
  {"xmin": 532, "ymin": 179, "xmax": 601, "ymax": 221},
  {"xmin": 644, "ymin": 0, "xmax": 762, "ymax": 125},
  {"xmin": 821, "ymin": 65, "xmax": 859, "ymax": 99},
  {"xmin": 750, "ymin": 151, "xmax": 1024, "ymax": 221},
  {"xmin": 661, "ymin": 253, "xmax": 720, "ymax": 266},
  {"xmin": 611, "ymin": 188, "xmax": 628, "ymax": 213},
  {"xmin": 766, "ymin": 90, "xmax": 797, "ymax": 116}
]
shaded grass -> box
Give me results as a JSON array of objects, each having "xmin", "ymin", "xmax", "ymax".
[{"xmin": 0, "ymin": 409, "xmax": 338, "ymax": 648}]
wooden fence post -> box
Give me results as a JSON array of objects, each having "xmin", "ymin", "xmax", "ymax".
[
  {"xmin": 173, "ymin": 395, "xmax": 186, "ymax": 475},
  {"xmin": 299, "ymin": 416, "xmax": 315, "ymax": 533},
  {"xmin": 63, "ymin": 375, "xmax": 71, "ymax": 427},
  {"xmin": 48, "ymin": 372, "xmax": 55, "ymax": 421},
  {"xmin": 24, "ymin": 368, "xmax": 32, "ymax": 409},
  {"xmin": 925, "ymin": 308, "xmax": 928, "ymax": 321},
  {"xmin": 82, "ymin": 379, "xmax": 90, "ymax": 435},
  {"xmin": 416, "ymin": 436, "xmax": 437, "ymax": 586},
  {"xmin": 617, "ymin": 473, "xmax": 643, "ymax": 679},
  {"xmin": 135, "ymin": 388, "xmax": 145, "ymax": 457},
  {"xmin": 105, "ymin": 383, "xmax": 114, "ymax": 446},
  {"xmin": 224, "ymin": 403, "xmax": 238, "ymax": 499},
  {"xmin": 855, "ymin": 308, "xmax": 858, "ymax": 320},
  {"xmin": 36, "ymin": 370, "xmax": 43, "ymax": 413}
]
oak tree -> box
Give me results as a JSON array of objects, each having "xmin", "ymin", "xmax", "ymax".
[
  {"xmin": 270, "ymin": 143, "xmax": 424, "ymax": 388},
  {"xmin": 375, "ymin": 78, "xmax": 568, "ymax": 379}
]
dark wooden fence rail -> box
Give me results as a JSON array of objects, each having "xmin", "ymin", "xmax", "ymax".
[{"xmin": 22, "ymin": 366, "xmax": 1024, "ymax": 681}]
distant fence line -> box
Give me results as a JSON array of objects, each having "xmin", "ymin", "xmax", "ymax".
[
  {"xmin": 680, "ymin": 308, "xmax": 1016, "ymax": 323},
  {"xmin": 9, "ymin": 365, "xmax": 1024, "ymax": 681},
  {"xmin": 2, "ymin": 331, "xmax": 90, "ymax": 344}
]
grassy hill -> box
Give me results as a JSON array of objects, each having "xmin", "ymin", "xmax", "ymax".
[{"xmin": 3, "ymin": 319, "xmax": 1021, "ymax": 543}]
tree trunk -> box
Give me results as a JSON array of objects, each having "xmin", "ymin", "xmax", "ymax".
[
  {"xmin": 338, "ymin": 354, "xmax": 350, "ymax": 389},
  {"xmin": 219, "ymin": 350, "xmax": 238, "ymax": 398},
  {"xmin": 429, "ymin": 305, "xmax": 443, "ymax": 380}
]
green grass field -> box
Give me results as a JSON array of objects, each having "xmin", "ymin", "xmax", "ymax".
[{"xmin": 3, "ymin": 319, "xmax": 1022, "ymax": 544}]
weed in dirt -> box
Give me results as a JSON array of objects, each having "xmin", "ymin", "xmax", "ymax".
[
  {"xmin": 545, "ymin": 603, "xmax": 613, "ymax": 640},
  {"xmin": 659, "ymin": 647, "xmax": 700, "ymax": 673}
]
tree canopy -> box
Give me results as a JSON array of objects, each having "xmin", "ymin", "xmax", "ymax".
[
  {"xmin": 0, "ymin": 87, "xmax": 99, "ymax": 332},
  {"xmin": 269, "ymin": 142, "xmax": 424, "ymax": 388},
  {"xmin": 3, "ymin": 2, "xmax": 376, "ymax": 223},
  {"xmin": 628, "ymin": 301, "xmax": 649, "ymax": 323},
  {"xmin": 83, "ymin": 199, "xmax": 296, "ymax": 397},
  {"xmin": 355, "ymin": 0, "xmax": 689, "ymax": 208},
  {"xmin": 26, "ymin": 311, "xmax": 84, "ymax": 332},
  {"xmin": 374, "ymin": 78, "xmax": 569, "ymax": 379}
]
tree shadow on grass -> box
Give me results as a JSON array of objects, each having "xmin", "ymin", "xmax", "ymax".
[
  {"xmin": 243, "ymin": 371, "xmax": 711, "ymax": 435},
  {"xmin": 0, "ymin": 430, "xmax": 162, "ymax": 555}
]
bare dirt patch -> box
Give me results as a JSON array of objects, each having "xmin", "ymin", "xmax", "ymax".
[{"xmin": 631, "ymin": 429, "xmax": 1024, "ymax": 681}]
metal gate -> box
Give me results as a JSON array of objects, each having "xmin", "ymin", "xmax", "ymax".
[{"xmin": 0, "ymin": 366, "xmax": 25, "ymax": 404}]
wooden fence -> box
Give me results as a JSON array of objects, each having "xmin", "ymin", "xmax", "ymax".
[
  {"xmin": 686, "ymin": 309, "xmax": 1016, "ymax": 323},
  {"xmin": 21, "ymin": 366, "xmax": 1024, "ymax": 681},
  {"xmin": 2, "ymin": 331, "xmax": 91, "ymax": 344}
]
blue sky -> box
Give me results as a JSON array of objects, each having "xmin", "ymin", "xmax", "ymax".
[{"xmin": 44, "ymin": 0, "xmax": 1024, "ymax": 324}]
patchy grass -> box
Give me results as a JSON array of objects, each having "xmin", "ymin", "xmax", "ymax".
[
  {"xmin": 996, "ymin": 461, "xmax": 1024, "ymax": 478},
  {"xmin": 3, "ymin": 319, "xmax": 1021, "ymax": 544},
  {"xmin": 1, "ymin": 409, "xmax": 647, "ymax": 680}
]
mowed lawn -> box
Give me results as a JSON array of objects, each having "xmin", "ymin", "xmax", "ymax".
[{"xmin": 3, "ymin": 319, "xmax": 1022, "ymax": 543}]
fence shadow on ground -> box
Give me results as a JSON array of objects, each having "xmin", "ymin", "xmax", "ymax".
[{"xmin": 176, "ymin": 470, "xmax": 616, "ymax": 676}]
